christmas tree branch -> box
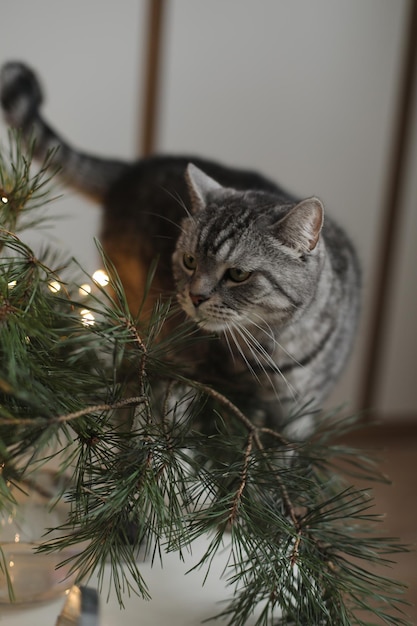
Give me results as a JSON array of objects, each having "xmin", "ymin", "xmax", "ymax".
[
  {"xmin": 0, "ymin": 131, "xmax": 412, "ymax": 625},
  {"xmin": 189, "ymin": 380, "xmax": 301, "ymax": 535},
  {"xmin": 0, "ymin": 396, "xmax": 146, "ymax": 426}
]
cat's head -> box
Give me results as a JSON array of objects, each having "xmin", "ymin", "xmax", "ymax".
[{"xmin": 172, "ymin": 164, "xmax": 324, "ymax": 333}]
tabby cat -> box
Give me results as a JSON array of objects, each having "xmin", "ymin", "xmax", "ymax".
[{"xmin": 0, "ymin": 62, "xmax": 360, "ymax": 438}]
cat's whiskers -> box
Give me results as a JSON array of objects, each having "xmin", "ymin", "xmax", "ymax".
[
  {"xmin": 161, "ymin": 187, "xmax": 196, "ymax": 223},
  {"xmin": 227, "ymin": 325, "xmax": 262, "ymax": 383},
  {"xmin": 223, "ymin": 322, "xmax": 236, "ymax": 366},
  {"xmin": 248, "ymin": 311, "xmax": 304, "ymax": 369},
  {"xmin": 232, "ymin": 323, "xmax": 285, "ymax": 403},
  {"xmin": 235, "ymin": 322, "xmax": 298, "ymax": 402},
  {"xmin": 142, "ymin": 210, "xmax": 188, "ymax": 236}
]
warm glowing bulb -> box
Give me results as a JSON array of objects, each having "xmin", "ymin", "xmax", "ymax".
[
  {"xmin": 8, "ymin": 280, "xmax": 16, "ymax": 289},
  {"xmin": 48, "ymin": 280, "xmax": 61, "ymax": 293},
  {"xmin": 1, "ymin": 196, "xmax": 8, "ymax": 204},
  {"xmin": 9, "ymin": 560, "xmax": 14, "ymax": 568},
  {"xmin": 80, "ymin": 309, "xmax": 95, "ymax": 326},
  {"xmin": 79, "ymin": 283, "xmax": 92, "ymax": 296},
  {"xmin": 14, "ymin": 533, "xmax": 20, "ymax": 543},
  {"xmin": 92, "ymin": 269, "xmax": 109, "ymax": 287}
]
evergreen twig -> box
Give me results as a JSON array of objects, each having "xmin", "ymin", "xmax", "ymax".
[{"xmin": 0, "ymin": 132, "xmax": 412, "ymax": 625}]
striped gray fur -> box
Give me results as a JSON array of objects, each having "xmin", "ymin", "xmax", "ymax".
[{"xmin": 0, "ymin": 62, "xmax": 361, "ymax": 438}]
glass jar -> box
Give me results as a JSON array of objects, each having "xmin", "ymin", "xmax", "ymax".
[{"xmin": 0, "ymin": 468, "xmax": 78, "ymax": 604}]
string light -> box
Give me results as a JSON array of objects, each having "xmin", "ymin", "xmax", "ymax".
[
  {"xmin": 80, "ymin": 309, "xmax": 95, "ymax": 327},
  {"xmin": 92, "ymin": 269, "xmax": 109, "ymax": 287},
  {"xmin": 48, "ymin": 280, "xmax": 61, "ymax": 293},
  {"xmin": 8, "ymin": 280, "xmax": 16, "ymax": 290},
  {"xmin": 1, "ymin": 196, "xmax": 8, "ymax": 204},
  {"xmin": 79, "ymin": 283, "xmax": 92, "ymax": 297}
]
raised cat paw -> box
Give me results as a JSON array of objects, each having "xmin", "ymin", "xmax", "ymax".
[{"xmin": 0, "ymin": 61, "xmax": 43, "ymax": 128}]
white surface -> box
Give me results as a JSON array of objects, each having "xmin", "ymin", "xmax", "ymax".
[
  {"xmin": 160, "ymin": 0, "xmax": 410, "ymax": 415},
  {"xmin": 375, "ymin": 50, "xmax": 417, "ymax": 416},
  {"xmin": 1, "ymin": 1, "xmax": 415, "ymax": 415},
  {"xmin": 1, "ymin": 0, "xmax": 411, "ymax": 415},
  {"xmin": 1, "ymin": 0, "xmax": 145, "ymax": 275},
  {"xmin": 0, "ymin": 534, "xmax": 265, "ymax": 626}
]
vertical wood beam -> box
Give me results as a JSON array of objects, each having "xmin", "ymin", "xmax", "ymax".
[
  {"xmin": 360, "ymin": 0, "xmax": 417, "ymax": 414},
  {"xmin": 140, "ymin": 0, "xmax": 167, "ymax": 156}
]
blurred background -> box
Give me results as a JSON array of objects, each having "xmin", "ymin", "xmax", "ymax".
[{"xmin": 1, "ymin": 0, "xmax": 416, "ymax": 621}]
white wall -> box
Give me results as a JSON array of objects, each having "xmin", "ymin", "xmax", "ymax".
[
  {"xmin": 1, "ymin": 0, "xmax": 415, "ymax": 418},
  {"xmin": 159, "ymin": 0, "xmax": 411, "ymax": 414},
  {"xmin": 376, "ymin": 53, "xmax": 417, "ymax": 417},
  {"xmin": 1, "ymin": 0, "xmax": 146, "ymax": 273}
]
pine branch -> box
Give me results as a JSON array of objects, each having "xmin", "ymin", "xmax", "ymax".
[
  {"xmin": 0, "ymin": 131, "xmax": 412, "ymax": 625},
  {"xmin": 0, "ymin": 129, "xmax": 60, "ymax": 236}
]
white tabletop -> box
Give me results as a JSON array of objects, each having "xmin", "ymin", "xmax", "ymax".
[{"xmin": 0, "ymin": 534, "xmax": 267, "ymax": 626}]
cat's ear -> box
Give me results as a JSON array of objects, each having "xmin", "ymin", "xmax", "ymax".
[
  {"xmin": 275, "ymin": 197, "xmax": 324, "ymax": 254},
  {"xmin": 185, "ymin": 163, "xmax": 223, "ymax": 212}
]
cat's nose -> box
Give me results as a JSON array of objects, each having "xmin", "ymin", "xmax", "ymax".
[{"xmin": 190, "ymin": 292, "xmax": 209, "ymax": 308}]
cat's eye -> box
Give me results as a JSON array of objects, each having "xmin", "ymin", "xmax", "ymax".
[
  {"xmin": 183, "ymin": 253, "xmax": 197, "ymax": 271},
  {"xmin": 225, "ymin": 268, "xmax": 252, "ymax": 283}
]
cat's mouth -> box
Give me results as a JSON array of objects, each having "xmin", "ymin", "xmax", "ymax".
[
  {"xmin": 177, "ymin": 294, "xmax": 231, "ymax": 333},
  {"xmin": 176, "ymin": 289, "xmax": 245, "ymax": 334},
  {"xmin": 186, "ymin": 304, "xmax": 227, "ymax": 333}
]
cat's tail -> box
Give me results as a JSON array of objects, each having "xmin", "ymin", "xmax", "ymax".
[{"xmin": 0, "ymin": 61, "xmax": 129, "ymax": 200}]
